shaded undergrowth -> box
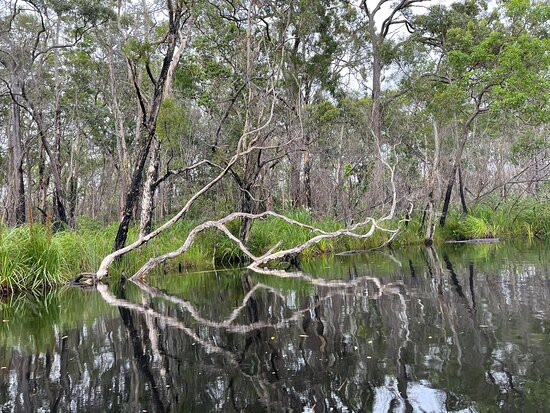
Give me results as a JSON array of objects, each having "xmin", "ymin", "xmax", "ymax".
[{"xmin": 1, "ymin": 198, "xmax": 549, "ymax": 292}]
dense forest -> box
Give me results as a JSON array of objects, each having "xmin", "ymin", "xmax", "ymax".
[{"xmin": 0, "ymin": 0, "xmax": 548, "ymax": 288}]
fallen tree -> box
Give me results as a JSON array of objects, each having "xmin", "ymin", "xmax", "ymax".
[
  {"xmin": 129, "ymin": 202, "xmax": 406, "ymax": 281},
  {"xmin": 91, "ymin": 2, "xmax": 409, "ymax": 283},
  {"xmin": 91, "ymin": 144, "xmax": 409, "ymax": 283},
  {"xmin": 91, "ymin": 151, "xmax": 408, "ymax": 283},
  {"xmin": 92, "ymin": 108, "xmax": 408, "ymax": 282}
]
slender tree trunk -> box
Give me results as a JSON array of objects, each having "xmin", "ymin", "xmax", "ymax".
[
  {"xmin": 289, "ymin": 151, "xmax": 301, "ymax": 207},
  {"xmin": 425, "ymin": 120, "xmax": 440, "ymax": 245},
  {"xmin": 368, "ymin": 20, "xmax": 386, "ymax": 207},
  {"xmin": 107, "ymin": 45, "xmax": 130, "ymax": 219},
  {"xmin": 54, "ymin": 20, "xmax": 63, "ymax": 180},
  {"xmin": 302, "ymin": 148, "xmax": 312, "ymax": 209},
  {"xmin": 38, "ymin": 142, "xmax": 48, "ymax": 223},
  {"xmin": 235, "ymin": 159, "xmax": 259, "ymax": 243},
  {"xmin": 25, "ymin": 147, "xmax": 32, "ymax": 224},
  {"xmin": 139, "ymin": 138, "xmax": 161, "ymax": 237},
  {"xmin": 458, "ymin": 163, "xmax": 468, "ymax": 216},
  {"xmin": 66, "ymin": 131, "xmax": 80, "ymax": 227},
  {"xmin": 333, "ymin": 125, "xmax": 345, "ymax": 218},
  {"xmin": 439, "ymin": 112, "xmax": 478, "ymax": 227},
  {"xmin": 114, "ymin": 138, "xmax": 153, "ymax": 249},
  {"xmin": 34, "ymin": 112, "xmax": 68, "ymax": 228},
  {"xmin": 239, "ymin": 188, "xmax": 254, "ymax": 242},
  {"xmin": 162, "ymin": 18, "xmax": 192, "ymax": 98},
  {"xmin": 371, "ymin": 44, "xmax": 382, "ymax": 149},
  {"xmin": 425, "ymin": 192, "xmax": 436, "ymax": 245},
  {"xmin": 138, "ymin": 22, "xmax": 192, "ymax": 237},
  {"xmin": 10, "ymin": 91, "xmax": 26, "ymax": 225},
  {"xmin": 302, "ymin": 154, "xmax": 311, "ymax": 208},
  {"xmin": 52, "ymin": 20, "xmax": 67, "ymax": 228},
  {"xmin": 114, "ymin": 6, "xmax": 184, "ymax": 251}
]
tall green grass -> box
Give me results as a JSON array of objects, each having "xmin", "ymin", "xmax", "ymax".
[
  {"xmin": 1, "ymin": 225, "xmax": 68, "ymax": 292},
  {"xmin": 1, "ymin": 198, "xmax": 549, "ymax": 293},
  {"xmin": 440, "ymin": 199, "xmax": 550, "ymax": 241}
]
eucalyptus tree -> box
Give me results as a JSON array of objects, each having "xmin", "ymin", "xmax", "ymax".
[
  {"xmin": 112, "ymin": 0, "xmax": 192, "ymax": 250},
  {"xmin": 413, "ymin": 0, "xmax": 549, "ymax": 226},
  {"xmin": 358, "ymin": 0, "xmax": 428, "ymax": 148},
  {"xmin": 322, "ymin": 0, "xmax": 431, "ymax": 211},
  {"xmin": 281, "ymin": 0, "xmax": 347, "ymax": 209}
]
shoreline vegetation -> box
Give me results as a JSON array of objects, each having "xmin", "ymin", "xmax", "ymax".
[{"xmin": 1, "ymin": 199, "xmax": 549, "ymax": 294}]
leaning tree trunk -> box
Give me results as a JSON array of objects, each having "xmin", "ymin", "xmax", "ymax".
[
  {"xmin": 114, "ymin": 137, "xmax": 154, "ymax": 250},
  {"xmin": 113, "ymin": 5, "xmax": 185, "ymax": 251},
  {"xmin": 138, "ymin": 23, "xmax": 192, "ymax": 238},
  {"xmin": 439, "ymin": 155, "xmax": 461, "ymax": 228},
  {"xmin": 458, "ymin": 163, "xmax": 468, "ymax": 216}
]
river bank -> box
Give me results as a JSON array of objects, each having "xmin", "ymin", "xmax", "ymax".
[{"xmin": 1, "ymin": 200, "xmax": 549, "ymax": 293}]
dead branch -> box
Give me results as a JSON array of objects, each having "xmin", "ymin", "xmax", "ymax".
[
  {"xmin": 128, "ymin": 208, "xmax": 399, "ymax": 281},
  {"xmin": 124, "ymin": 144, "xmax": 407, "ymax": 281},
  {"xmin": 152, "ymin": 160, "xmax": 222, "ymax": 189},
  {"xmin": 95, "ymin": 27, "xmax": 287, "ymax": 281}
]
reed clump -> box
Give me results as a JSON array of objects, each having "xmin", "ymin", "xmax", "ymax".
[{"xmin": 440, "ymin": 199, "xmax": 550, "ymax": 241}]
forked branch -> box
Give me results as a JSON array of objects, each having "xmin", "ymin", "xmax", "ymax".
[{"xmin": 128, "ymin": 158, "xmax": 409, "ymax": 280}]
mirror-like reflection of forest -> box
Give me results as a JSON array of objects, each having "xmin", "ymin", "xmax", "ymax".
[{"xmin": 1, "ymin": 242, "xmax": 549, "ymax": 412}]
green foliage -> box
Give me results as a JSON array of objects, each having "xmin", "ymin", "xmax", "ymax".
[
  {"xmin": 415, "ymin": 0, "xmax": 549, "ymax": 123},
  {"xmin": 2, "ymin": 199, "xmax": 550, "ymax": 294},
  {"xmin": 157, "ymin": 98, "xmax": 190, "ymax": 145},
  {"xmin": 47, "ymin": 0, "xmax": 115, "ymax": 23},
  {"xmin": 123, "ymin": 37, "xmax": 155, "ymax": 62}
]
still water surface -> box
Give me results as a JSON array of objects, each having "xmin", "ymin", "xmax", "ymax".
[{"xmin": 1, "ymin": 243, "xmax": 549, "ymax": 412}]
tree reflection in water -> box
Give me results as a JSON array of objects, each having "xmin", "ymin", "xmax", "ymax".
[{"xmin": 1, "ymin": 243, "xmax": 550, "ymax": 412}]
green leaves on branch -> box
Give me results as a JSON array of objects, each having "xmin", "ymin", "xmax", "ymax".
[{"xmin": 415, "ymin": 0, "xmax": 549, "ymax": 123}]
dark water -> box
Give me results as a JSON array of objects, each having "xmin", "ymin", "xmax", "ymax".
[{"xmin": 1, "ymin": 243, "xmax": 550, "ymax": 412}]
